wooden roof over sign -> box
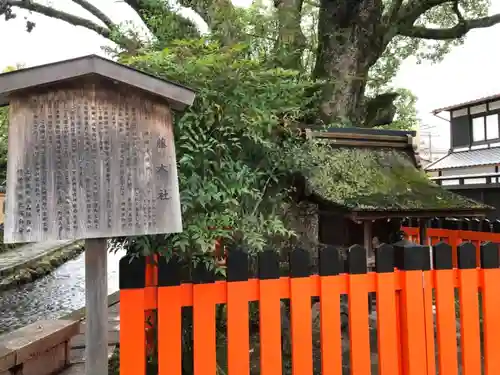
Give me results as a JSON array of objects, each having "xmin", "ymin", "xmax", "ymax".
[{"xmin": 0, "ymin": 54, "xmax": 196, "ymax": 111}]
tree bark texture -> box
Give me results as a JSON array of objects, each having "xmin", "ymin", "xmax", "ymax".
[
  {"xmin": 314, "ymin": 0, "xmax": 385, "ymax": 125},
  {"xmin": 273, "ymin": 0, "xmax": 306, "ymax": 70}
]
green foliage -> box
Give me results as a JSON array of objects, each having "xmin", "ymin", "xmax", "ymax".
[
  {"xmin": 5, "ymin": 0, "xmax": 499, "ymax": 131},
  {"xmin": 138, "ymin": 1, "xmax": 202, "ymax": 50},
  {"xmin": 111, "ymin": 40, "xmax": 321, "ymax": 258},
  {"xmin": 370, "ymin": 0, "xmax": 490, "ymax": 90}
]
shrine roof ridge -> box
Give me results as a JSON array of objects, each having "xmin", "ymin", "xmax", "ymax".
[{"xmin": 0, "ymin": 54, "xmax": 196, "ymax": 111}]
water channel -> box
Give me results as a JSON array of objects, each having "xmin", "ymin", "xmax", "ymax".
[{"xmin": 0, "ymin": 247, "xmax": 126, "ymax": 334}]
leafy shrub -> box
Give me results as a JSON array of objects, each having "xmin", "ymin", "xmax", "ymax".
[{"xmin": 111, "ymin": 40, "xmax": 324, "ymax": 263}]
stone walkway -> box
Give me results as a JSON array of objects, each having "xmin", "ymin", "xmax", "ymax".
[{"xmin": 0, "ymin": 240, "xmax": 75, "ymax": 275}]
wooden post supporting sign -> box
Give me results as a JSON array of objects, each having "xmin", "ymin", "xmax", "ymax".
[
  {"xmin": 85, "ymin": 238, "xmax": 108, "ymax": 374},
  {"xmin": 0, "ymin": 55, "xmax": 196, "ymax": 374}
]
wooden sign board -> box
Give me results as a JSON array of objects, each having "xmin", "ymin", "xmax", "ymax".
[{"xmin": 4, "ymin": 81, "xmax": 183, "ymax": 243}]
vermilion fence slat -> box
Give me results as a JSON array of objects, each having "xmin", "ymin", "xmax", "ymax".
[
  {"xmin": 433, "ymin": 269, "xmax": 459, "ymax": 374},
  {"xmin": 120, "ymin": 256, "xmax": 147, "ymax": 375},
  {"xmin": 450, "ymin": 231, "xmax": 460, "ymax": 268},
  {"xmin": 375, "ymin": 270, "xmax": 400, "ymax": 374},
  {"xmin": 422, "ymin": 270, "xmax": 436, "ymax": 375},
  {"xmin": 403, "ymin": 226, "xmax": 420, "ymax": 243},
  {"xmin": 348, "ymin": 275, "xmax": 371, "ymax": 375},
  {"xmin": 120, "ymin": 287, "xmax": 146, "ymax": 375},
  {"xmin": 119, "ymin": 240, "xmax": 500, "ymax": 375},
  {"xmin": 400, "ymin": 269, "xmax": 427, "ymax": 375},
  {"xmin": 290, "ymin": 276, "xmax": 313, "ymax": 375},
  {"xmin": 193, "ymin": 283, "xmax": 217, "ymax": 375},
  {"xmin": 481, "ymin": 244, "xmax": 500, "ymax": 375},
  {"xmin": 226, "ymin": 281, "xmax": 250, "ymax": 375},
  {"xmin": 395, "ymin": 289, "xmax": 404, "ymax": 375},
  {"xmin": 145, "ymin": 255, "xmax": 157, "ymax": 356},
  {"xmin": 158, "ymin": 286, "xmax": 183, "ymax": 375},
  {"xmin": 319, "ymin": 275, "xmax": 342, "ymax": 375},
  {"xmin": 430, "ymin": 236, "xmax": 440, "ymax": 245},
  {"xmin": 457, "ymin": 270, "xmax": 481, "ymax": 372},
  {"xmin": 259, "ymin": 278, "xmax": 283, "ymax": 375}
]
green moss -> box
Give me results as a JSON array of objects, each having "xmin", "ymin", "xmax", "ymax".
[
  {"xmin": 0, "ymin": 242, "xmax": 84, "ymax": 291},
  {"xmin": 307, "ymin": 145, "xmax": 490, "ymax": 212}
]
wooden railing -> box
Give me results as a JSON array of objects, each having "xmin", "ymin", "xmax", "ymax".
[{"xmin": 119, "ymin": 240, "xmax": 500, "ymax": 375}]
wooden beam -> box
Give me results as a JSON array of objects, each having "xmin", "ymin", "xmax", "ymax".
[
  {"xmin": 84, "ymin": 238, "xmax": 108, "ymax": 375},
  {"xmin": 419, "ymin": 218, "xmax": 428, "ymax": 245},
  {"xmin": 347, "ymin": 210, "xmax": 489, "ymax": 221},
  {"xmin": 308, "ymin": 131, "xmax": 409, "ymax": 143},
  {"xmin": 322, "ymin": 139, "xmax": 408, "ymax": 149},
  {"xmin": 363, "ymin": 220, "xmax": 373, "ymax": 258}
]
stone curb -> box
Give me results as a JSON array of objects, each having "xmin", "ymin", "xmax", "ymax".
[
  {"xmin": 0, "ymin": 240, "xmax": 80, "ymax": 277},
  {"xmin": 0, "ymin": 242, "xmax": 85, "ymax": 291},
  {"xmin": 61, "ymin": 291, "xmax": 120, "ymax": 322}
]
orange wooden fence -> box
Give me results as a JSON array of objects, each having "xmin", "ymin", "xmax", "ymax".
[
  {"xmin": 402, "ymin": 217, "xmax": 500, "ymax": 267},
  {"xmin": 119, "ymin": 241, "xmax": 500, "ymax": 375}
]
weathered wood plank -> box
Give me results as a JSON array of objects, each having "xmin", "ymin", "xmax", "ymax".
[
  {"xmin": 84, "ymin": 238, "xmax": 108, "ymax": 375},
  {"xmin": 4, "ymin": 80, "xmax": 182, "ymax": 243}
]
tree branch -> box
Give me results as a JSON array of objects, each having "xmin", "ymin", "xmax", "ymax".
[
  {"xmin": 382, "ymin": 0, "xmax": 404, "ymax": 25},
  {"xmin": 5, "ymin": 0, "xmax": 112, "ymax": 38},
  {"xmin": 400, "ymin": 12, "xmax": 500, "ymax": 39},
  {"xmin": 122, "ymin": 0, "xmax": 155, "ymax": 29},
  {"xmin": 177, "ymin": 0, "xmax": 244, "ymax": 46},
  {"xmin": 451, "ymin": 0, "xmax": 464, "ymax": 24},
  {"xmin": 303, "ymin": 0, "xmax": 319, "ymax": 6},
  {"xmin": 121, "ymin": 0, "xmax": 202, "ymax": 48},
  {"xmin": 272, "ymin": 0, "xmax": 306, "ymax": 70},
  {"xmin": 397, "ymin": 0, "xmax": 451, "ymax": 25},
  {"xmin": 3, "ymin": 0, "xmax": 145, "ymax": 51},
  {"xmin": 71, "ymin": 0, "xmax": 114, "ymax": 29}
]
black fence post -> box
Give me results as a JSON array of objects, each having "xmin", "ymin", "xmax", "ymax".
[
  {"xmin": 481, "ymin": 218, "xmax": 492, "ymax": 233},
  {"xmin": 457, "ymin": 242, "xmax": 477, "ymax": 269},
  {"xmin": 461, "ymin": 218, "xmax": 471, "ymax": 231},
  {"xmin": 433, "ymin": 242, "xmax": 453, "ymax": 271},
  {"xmin": 470, "ymin": 218, "xmax": 481, "ymax": 232},
  {"xmin": 493, "ymin": 219, "xmax": 500, "ymax": 234},
  {"xmin": 480, "ymin": 242, "xmax": 500, "ymax": 269},
  {"xmin": 430, "ymin": 217, "xmax": 442, "ymax": 229}
]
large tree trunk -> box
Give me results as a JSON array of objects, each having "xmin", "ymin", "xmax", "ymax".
[
  {"xmin": 313, "ymin": 0, "xmax": 385, "ymax": 125},
  {"xmin": 273, "ymin": 0, "xmax": 306, "ymax": 70}
]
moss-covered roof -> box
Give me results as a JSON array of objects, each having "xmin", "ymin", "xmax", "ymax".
[{"xmin": 307, "ymin": 146, "xmax": 491, "ymax": 214}]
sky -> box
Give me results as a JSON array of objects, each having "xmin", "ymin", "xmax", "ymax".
[{"xmin": 1, "ymin": 0, "xmax": 500, "ymax": 152}]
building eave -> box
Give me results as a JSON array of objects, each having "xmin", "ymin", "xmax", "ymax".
[{"xmin": 432, "ymin": 93, "xmax": 500, "ymax": 114}]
